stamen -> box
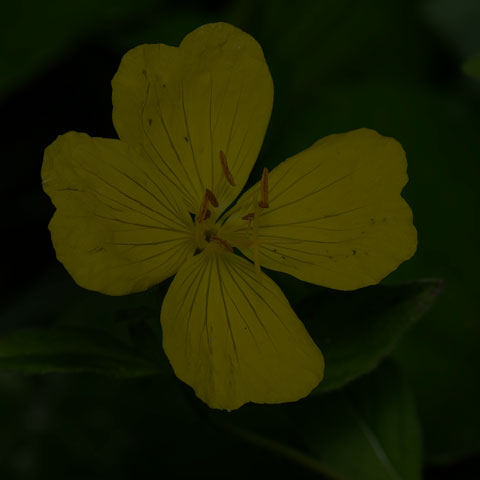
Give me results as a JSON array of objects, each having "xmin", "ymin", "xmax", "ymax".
[
  {"xmin": 241, "ymin": 212, "xmax": 255, "ymax": 229},
  {"xmin": 258, "ymin": 167, "xmax": 269, "ymax": 208},
  {"xmin": 252, "ymin": 202, "xmax": 262, "ymax": 278},
  {"xmin": 210, "ymin": 235, "xmax": 234, "ymax": 253},
  {"xmin": 220, "ymin": 150, "xmax": 236, "ymax": 186},
  {"xmin": 197, "ymin": 194, "xmax": 209, "ymax": 222},
  {"xmin": 253, "ymin": 247, "xmax": 261, "ymax": 279},
  {"xmin": 205, "ymin": 188, "xmax": 218, "ymax": 207},
  {"xmin": 197, "ymin": 189, "xmax": 218, "ymax": 222}
]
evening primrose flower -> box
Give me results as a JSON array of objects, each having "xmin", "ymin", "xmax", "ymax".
[{"xmin": 41, "ymin": 23, "xmax": 417, "ymax": 410}]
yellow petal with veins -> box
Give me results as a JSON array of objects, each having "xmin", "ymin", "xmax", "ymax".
[
  {"xmin": 161, "ymin": 250, "xmax": 324, "ymax": 410},
  {"xmin": 112, "ymin": 22, "xmax": 273, "ymax": 216},
  {"xmin": 42, "ymin": 131, "xmax": 194, "ymax": 295},
  {"xmin": 221, "ymin": 128, "xmax": 417, "ymax": 290}
]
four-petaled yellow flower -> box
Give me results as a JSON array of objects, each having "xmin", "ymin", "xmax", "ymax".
[{"xmin": 41, "ymin": 23, "xmax": 417, "ymax": 410}]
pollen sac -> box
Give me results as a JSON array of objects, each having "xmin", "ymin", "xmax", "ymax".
[
  {"xmin": 220, "ymin": 150, "xmax": 236, "ymax": 186},
  {"xmin": 205, "ymin": 188, "xmax": 219, "ymax": 207},
  {"xmin": 242, "ymin": 212, "xmax": 255, "ymax": 221},
  {"xmin": 197, "ymin": 188, "xmax": 218, "ymax": 222}
]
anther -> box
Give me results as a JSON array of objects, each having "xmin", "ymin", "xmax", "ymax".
[
  {"xmin": 210, "ymin": 235, "xmax": 234, "ymax": 253},
  {"xmin": 258, "ymin": 167, "xmax": 269, "ymax": 208},
  {"xmin": 197, "ymin": 189, "xmax": 218, "ymax": 222},
  {"xmin": 205, "ymin": 188, "xmax": 219, "ymax": 207},
  {"xmin": 220, "ymin": 150, "xmax": 236, "ymax": 186},
  {"xmin": 242, "ymin": 213, "xmax": 255, "ymax": 221}
]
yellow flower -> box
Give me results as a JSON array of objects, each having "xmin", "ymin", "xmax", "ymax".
[{"xmin": 41, "ymin": 23, "xmax": 417, "ymax": 410}]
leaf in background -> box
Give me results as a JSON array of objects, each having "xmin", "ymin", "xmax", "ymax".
[
  {"xmin": 212, "ymin": 362, "xmax": 421, "ymax": 480},
  {"xmin": 0, "ymin": 268, "xmax": 170, "ymax": 378},
  {"xmin": 258, "ymin": 0, "xmax": 427, "ymax": 86},
  {"xmin": 0, "ymin": 0, "xmax": 159, "ymax": 100},
  {"xmin": 0, "ymin": 268, "xmax": 83, "ymax": 331},
  {"xmin": 423, "ymin": 0, "xmax": 480, "ymax": 57},
  {"xmin": 462, "ymin": 53, "xmax": 480, "ymax": 79},
  {"xmin": 0, "ymin": 266, "xmax": 165, "ymax": 333},
  {"xmin": 298, "ymin": 280, "xmax": 443, "ymax": 394},
  {"xmin": 245, "ymin": 0, "xmax": 433, "ymax": 185},
  {"xmin": 0, "ymin": 327, "xmax": 166, "ymax": 377},
  {"xmin": 105, "ymin": 8, "xmax": 213, "ymax": 52},
  {"xmin": 116, "ymin": 306, "xmax": 168, "ymax": 364},
  {"xmin": 290, "ymin": 361, "xmax": 422, "ymax": 480}
]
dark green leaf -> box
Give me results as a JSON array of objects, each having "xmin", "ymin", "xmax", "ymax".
[
  {"xmin": 423, "ymin": 0, "xmax": 480, "ymax": 58},
  {"xmin": 463, "ymin": 53, "xmax": 480, "ymax": 79},
  {"xmin": 394, "ymin": 297, "xmax": 480, "ymax": 465},
  {"xmin": 211, "ymin": 362, "xmax": 421, "ymax": 480},
  {"xmin": 0, "ymin": 0, "xmax": 159, "ymax": 100},
  {"xmin": 290, "ymin": 361, "xmax": 422, "ymax": 480},
  {"xmin": 118, "ymin": 307, "xmax": 168, "ymax": 364},
  {"xmin": 0, "ymin": 327, "xmax": 167, "ymax": 377},
  {"xmin": 298, "ymin": 280, "xmax": 443, "ymax": 394}
]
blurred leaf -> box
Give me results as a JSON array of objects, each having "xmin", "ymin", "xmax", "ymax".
[
  {"xmin": 0, "ymin": 0, "xmax": 159, "ymax": 100},
  {"xmin": 259, "ymin": 0, "xmax": 426, "ymax": 84},
  {"xmin": 0, "ymin": 270, "xmax": 169, "ymax": 377},
  {"xmin": 106, "ymin": 9, "xmax": 213, "ymax": 52},
  {"xmin": 119, "ymin": 307, "xmax": 168, "ymax": 363},
  {"xmin": 298, "ymin": 280, "xmax": 443, "ymax": 394},
  {"xmin": 213, "ymin": 362, "xmax": 421, "ymax": 480},
  {"xmin": 423, "ymin": 0, "xmax": 480, "ymax": 57},
  {"xmin": 0, "ymin": 327, "xmax": 167, "ymax": 377},
  {"xmin": 0, "ymin": 267, "xmax": 165, "ymax": 332},
  {"xmin": 462, "ymin": 52, "xmax": 480, "ymax": 79},
  {"xmin": 0, "ymin": 268, "xmax": 83, "ymax": 331},
  {"xmin": 291, "ymin": 361, "xmax": 422, "ymax": 480},
  {"xmin": 246, "ymin": 0, "xmax": 435, "ymax": 188}
]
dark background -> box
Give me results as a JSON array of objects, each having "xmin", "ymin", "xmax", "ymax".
[{"xmin": 1, "ymin": 0, "xmax": 479, "ymax": 478}]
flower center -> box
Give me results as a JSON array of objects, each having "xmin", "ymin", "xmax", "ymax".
[
  {"xmin": 216, "ymin": 167, "xmax": 270, "ymax": 276},
  {"xmin": 204, "ymin": 229, "xmax": 216, "ymax": 243},
  {"xmin": 193, "ymin": 151, "xmax": 236, "ymax": 253},
  {"xmin": 193, "ymin": 153, "xmax": 270, "ymax": 265}
]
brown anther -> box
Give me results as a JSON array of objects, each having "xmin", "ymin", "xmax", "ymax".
[
  {"xmin": 220, "ymin": 150, "xmax": 236, "ymax": 186},
  {"xmin": 197, "ymin": 189, "xmax": 218, "ymax": 222},
  {"xmin": 242, "ymin": 213, "xmax": 255, "ymax": 221},
  {"xmin": 205, "ymin": 188, "xmax": 219, "ymax": 208},
  {"xmin": 258, "ymin": 167, "xmax": 269, "ymax": 208},
  {"xmin": 210, "ymin": 235, "xmax": 234, "ymax": 253}
]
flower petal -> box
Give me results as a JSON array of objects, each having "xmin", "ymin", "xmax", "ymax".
[
  {"xmin": 161, "ymin": 250, "xmax": 324, "ymax": 410},
  {"xmin": 111, "ymin": 22, "xmax": 273, "ymax": 215},
  {"xmin": 42, "ymin": 131, "xmax": 195, "ymax": 295},
  {"xmin": 221, "ymin": 128, "xmax": 417, "ymax": 290}
]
